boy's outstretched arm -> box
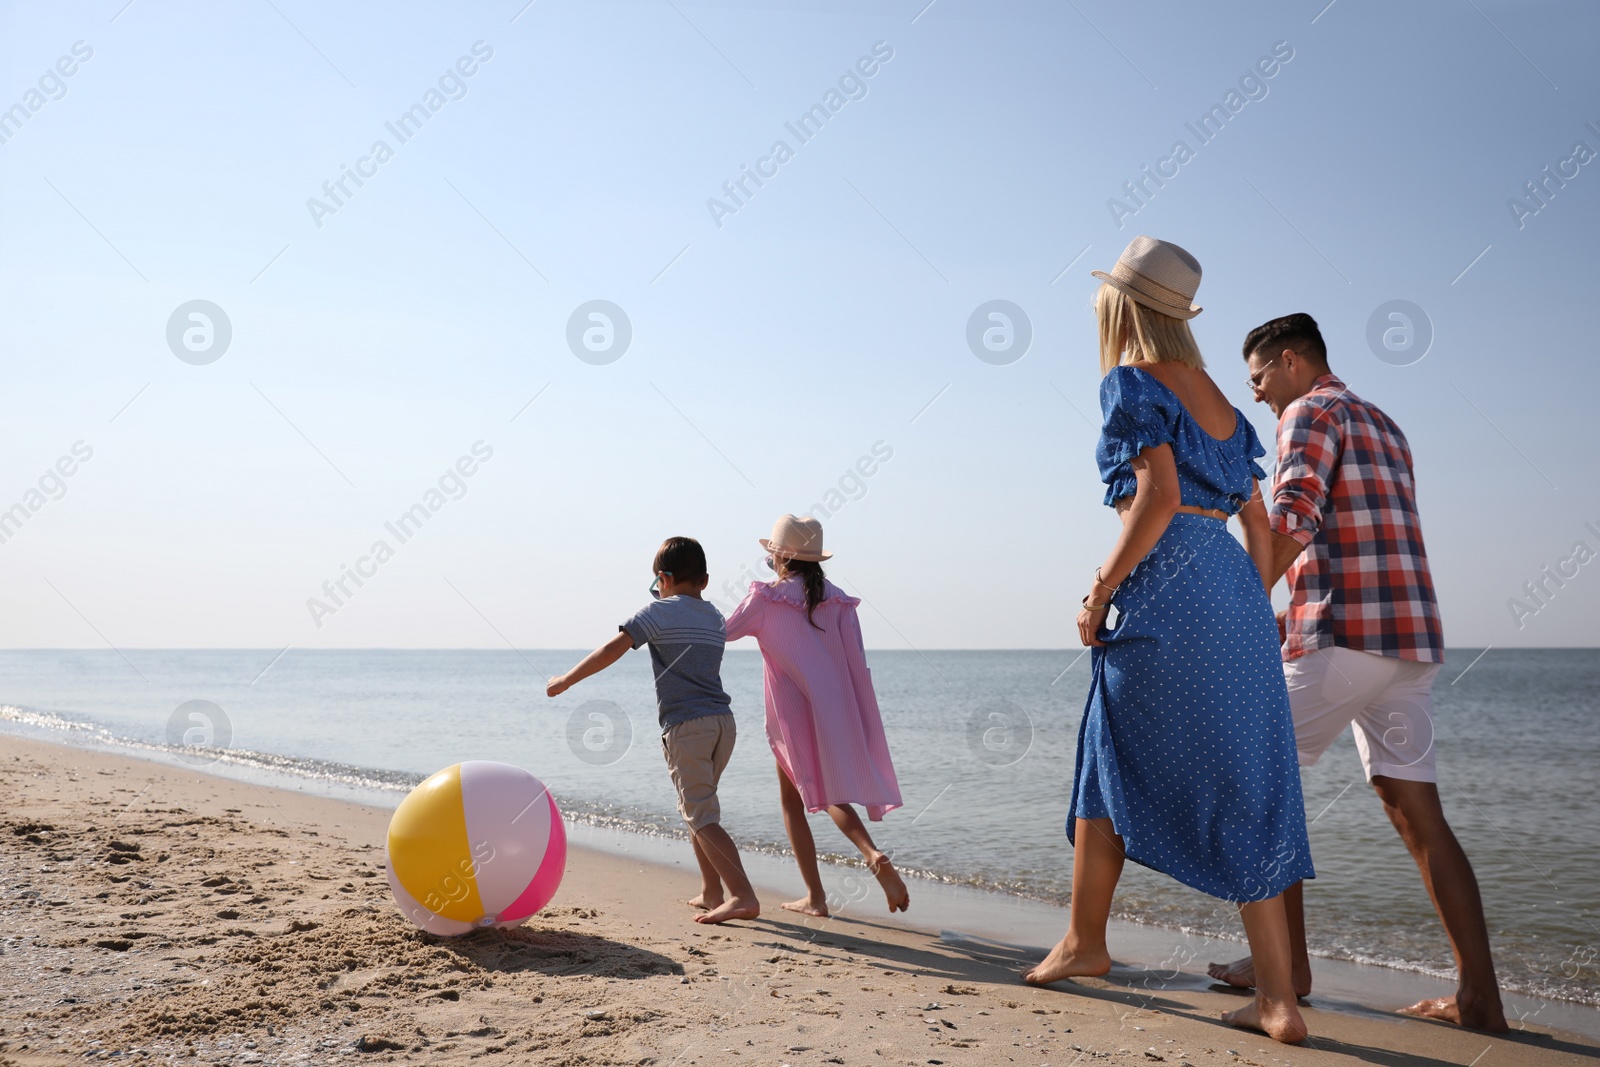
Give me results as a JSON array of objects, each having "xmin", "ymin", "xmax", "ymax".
[{"xmin": 547, "ymin": 630, "xmax": 633, "ymax": 697}]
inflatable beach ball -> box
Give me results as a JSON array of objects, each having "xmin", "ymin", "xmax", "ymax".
[{"xmin": 385, "ymin": 761, "xmax": 567, "ymax": 936}]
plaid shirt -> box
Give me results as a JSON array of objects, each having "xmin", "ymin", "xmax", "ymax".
[{"xmin": 1270, "ymin": 374, "xmax": 1445, "ymax": 663}]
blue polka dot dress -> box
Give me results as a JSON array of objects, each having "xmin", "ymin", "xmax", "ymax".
[{"xmin": 1069, "ymin": 365, "xmax": 1315, "ymax": 903}]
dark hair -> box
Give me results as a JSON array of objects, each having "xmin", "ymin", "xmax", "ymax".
[
  {"xmin": 777, "ymin": 558, "xmax": 827, "ymax": 630},
  {"xmin": 653, "ymin": 536, "xmax": 707, "ymax": 583},
  {"xmin": 1242, "ymin": 312, "xmax": 1328, "ymax": 367}
]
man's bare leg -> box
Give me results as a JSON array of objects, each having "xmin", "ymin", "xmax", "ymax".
[
  {"xmin": 1222, "ymin": 894, "xmax": 1309, "ymax": 1044},
  {"xmin": 1022, "ymin": 818, "xmax": 1122, "ymax": 984},
  {"xmin": 827, "ymin": 801, "xmax": 909, "ymax": 912},
  {"xmin": 776, "ymin": 765, "xmax": 829, "ymax": 916},
  {"xmin": 1372, "ymin": 776, "xmax": 1507, "ymax": 1032},
  {"xmin": 685, "ymin": 833, "xmax": 724, "ymax": 911},
  {"xmin": 690, "ymin": 823, "xmax": 760, "ymax": 924},
  {"xmin": 1207, "ymin": 880, "xmax": 1312, "ymax": 997}
]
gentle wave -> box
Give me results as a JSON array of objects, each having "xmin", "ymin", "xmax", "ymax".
[{"xmin": 1, "ymin": 703, "xmax": 422, "ymax": 794}]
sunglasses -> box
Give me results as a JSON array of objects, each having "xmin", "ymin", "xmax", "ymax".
[
  {"xmin": 649, "ymin": 571, "xmax": 673, "ymax": 599},
  {"xmin": 1246, "ymin": 358, "xmax": 1277, "ymax": 392}
]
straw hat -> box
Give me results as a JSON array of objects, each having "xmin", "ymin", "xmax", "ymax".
[
  {"xmin": 759, "ymin": 514, "xmax": 832, "ymax": 562},
  {"xmin": 1091, "ymin": 235, "xmax": 1203, "ymax": 320}
]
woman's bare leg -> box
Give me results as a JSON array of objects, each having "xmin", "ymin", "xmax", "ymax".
[
  {"xmin": 1206, "ymin": 880, "xmax": 1312, "ymax": 996},
  {"xmin": 776, "ymin": 764, "xmax": 829, "ymax": 916},
  {"xmin": 1023, "ymin": 818, "xmax": 1122, "ymax": 983},
  {"xmin": 827, "ymin": 802, "xmax": 909, "ymax": 912},
  {"xmin": 1222, "ymin": 895, "xmax": 1309, "ymax": 1044}
]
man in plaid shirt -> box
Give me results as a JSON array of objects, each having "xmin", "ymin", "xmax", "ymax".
[
  {"xmin": 1208, "ymin": 313, "xmax": 1506, "ymax": 1033},
  {"xmin": 1269, "ymin": 373, "xmax": 1445, "ymax": 664}
]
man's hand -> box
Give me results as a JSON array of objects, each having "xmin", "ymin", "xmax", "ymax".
[
  {"xmin": 546, "ymin": 675, "xmax": 571, "ymax": 698},
  {"xmin": 1276, "ymin": 608, "xmax": 1288, "ymax": 646}
]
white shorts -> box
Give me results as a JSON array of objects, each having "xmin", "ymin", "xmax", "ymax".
[{"xmin": 1284, "ymin": 646, "xmax": 1441, "ymax": 783}]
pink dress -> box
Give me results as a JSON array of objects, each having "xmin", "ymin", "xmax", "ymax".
[{"xmin": 725, "ymin": 577, "xmax": 903, "ymax": 821}]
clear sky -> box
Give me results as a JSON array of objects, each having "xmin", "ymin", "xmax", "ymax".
[{"xmin": 1, "ymin": 0, "xmax": 1596, "ymax": 651}]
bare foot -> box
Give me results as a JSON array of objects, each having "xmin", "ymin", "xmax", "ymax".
[
  {"xmin": 779, "ymin": 896, "xmax": 829, "ymax": 917},
  {"xmin": 1208, "ymin": 953, "xmax": 1257, "ymax": 989},
  {"xmin": 1399, "ymin": 994, "xmax": 1509, "ymax": 1033},
  {"xmin": 694, "ymin": 896, "xmax": 760, "ymax": 924},
  {"xmin": 1222, "ymin": 992, "xmax": 1309, "ymax": 1044},
  {"xmin": 866, "ymin": 852, "xmax": 910, "ymax": 913},
  {"xmin": 1021, "ymin": 937, "xmax": 1111, "ymax": 985},
  {"xmin": 1207, "ymin": 953, "xmax": 1312, "ymax": 998},
  {"xmin": 686, "ymin": 893, "xmax": 723, "ymax": 911}
]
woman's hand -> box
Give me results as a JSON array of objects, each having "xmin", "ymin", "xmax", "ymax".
[
  {"xmin": 1086, "ymin": 444, "xmax": 1175, "ymax": 649},
  {"xmin": 1077, "ymin": 600, "xmax": 1109, "ymax": 647}
]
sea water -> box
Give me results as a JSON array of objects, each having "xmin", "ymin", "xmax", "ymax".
[{"xmin": 2, "ymin": 647, "xmax": 1595, "ymax": 1010}]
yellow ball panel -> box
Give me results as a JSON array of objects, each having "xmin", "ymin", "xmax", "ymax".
[{"xmin": 387, "ymin": 763, "xmax": 484, "ymax": 923}]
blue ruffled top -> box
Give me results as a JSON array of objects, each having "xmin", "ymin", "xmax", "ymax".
[{"xmin": 1095, "ymin": 365, "xmax": 1267, "ymax": 514}]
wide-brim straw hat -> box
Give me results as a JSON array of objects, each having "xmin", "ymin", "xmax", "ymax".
[
  {"xmin": 1091, "ymin": 235, "xmax": 1203, "ymax": 320},
  {"xmin": 759, "ymin": 514, "xmax": 832, "ymax": 562}
]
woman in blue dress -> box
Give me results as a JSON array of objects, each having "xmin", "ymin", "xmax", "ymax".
[{"xmin": 1022, "ymin": 237, "xmax": 1314, "ymax": 1044}]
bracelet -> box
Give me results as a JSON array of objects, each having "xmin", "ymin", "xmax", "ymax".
[
  {"xmin": 1093, "ymin": 566, "xmax": 1120, "ymax": 594},
  {"xmin": 1081, "ymin": 594, "xmax": 1111, "ymax": 612}
]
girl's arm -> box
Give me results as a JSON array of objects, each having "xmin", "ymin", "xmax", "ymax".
[
  {"xmin": 547, "ymin": 630, "xmax": 632, "ymax": 697},
  {"xmin": 1077, "ymin": 444, "xmax": 1180, "ymax": 647},
  {"xmin": 723, "ymin": 589, "xmax": 762, "ymax": 642},
  {"xmin": 838, "ymin": 603, "xmax": 879, "ymax": 704}
]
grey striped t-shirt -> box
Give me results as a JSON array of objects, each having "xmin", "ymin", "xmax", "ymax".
[{"xmin": 620, "ymin": 595, "xmax": 733, "ymax": 730}]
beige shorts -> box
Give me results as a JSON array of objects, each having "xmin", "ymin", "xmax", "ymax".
[
  {"xmin": 661, "ymin": 714, "xmax": 736, "ymax": 831},
  {"xmin": 1285, "ymin": 646, "xmax": 1441, "ymax": 783}
]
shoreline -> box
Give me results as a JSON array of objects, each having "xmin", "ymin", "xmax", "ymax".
[
  {"xmin": 4, "ymin": 735, "xmax": 1599, "ymax": 1066},
  {"xmin": 8, "ymin": 706, "xmax": 1597, "ymax": 1017},
  {"xmin": 570, "ymin": 821, "xmax": 1600, "ymax": 1041},
  {"xmin": 5, "ymin": 713, "xmax": 1598, "ymax": 1036}
]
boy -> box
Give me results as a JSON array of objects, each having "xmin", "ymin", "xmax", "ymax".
[{"xmin": 546, "ymin": 536, "xmax": 760, "ymax": 925}]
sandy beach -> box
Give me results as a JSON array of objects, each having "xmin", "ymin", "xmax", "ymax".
[{"xmin": 3, "ymin": 735, "xmax": 1596, "ymax": 1067}]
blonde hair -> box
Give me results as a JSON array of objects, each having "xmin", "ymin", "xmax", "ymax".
[{"xmin": 1095, "ymin": 283, "xmax": 1205, "ymax": 374}]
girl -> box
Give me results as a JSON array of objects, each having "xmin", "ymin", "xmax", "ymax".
[{"xmin": 725, "ymin": 514, "xmax": 908, "ymax": 916}]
